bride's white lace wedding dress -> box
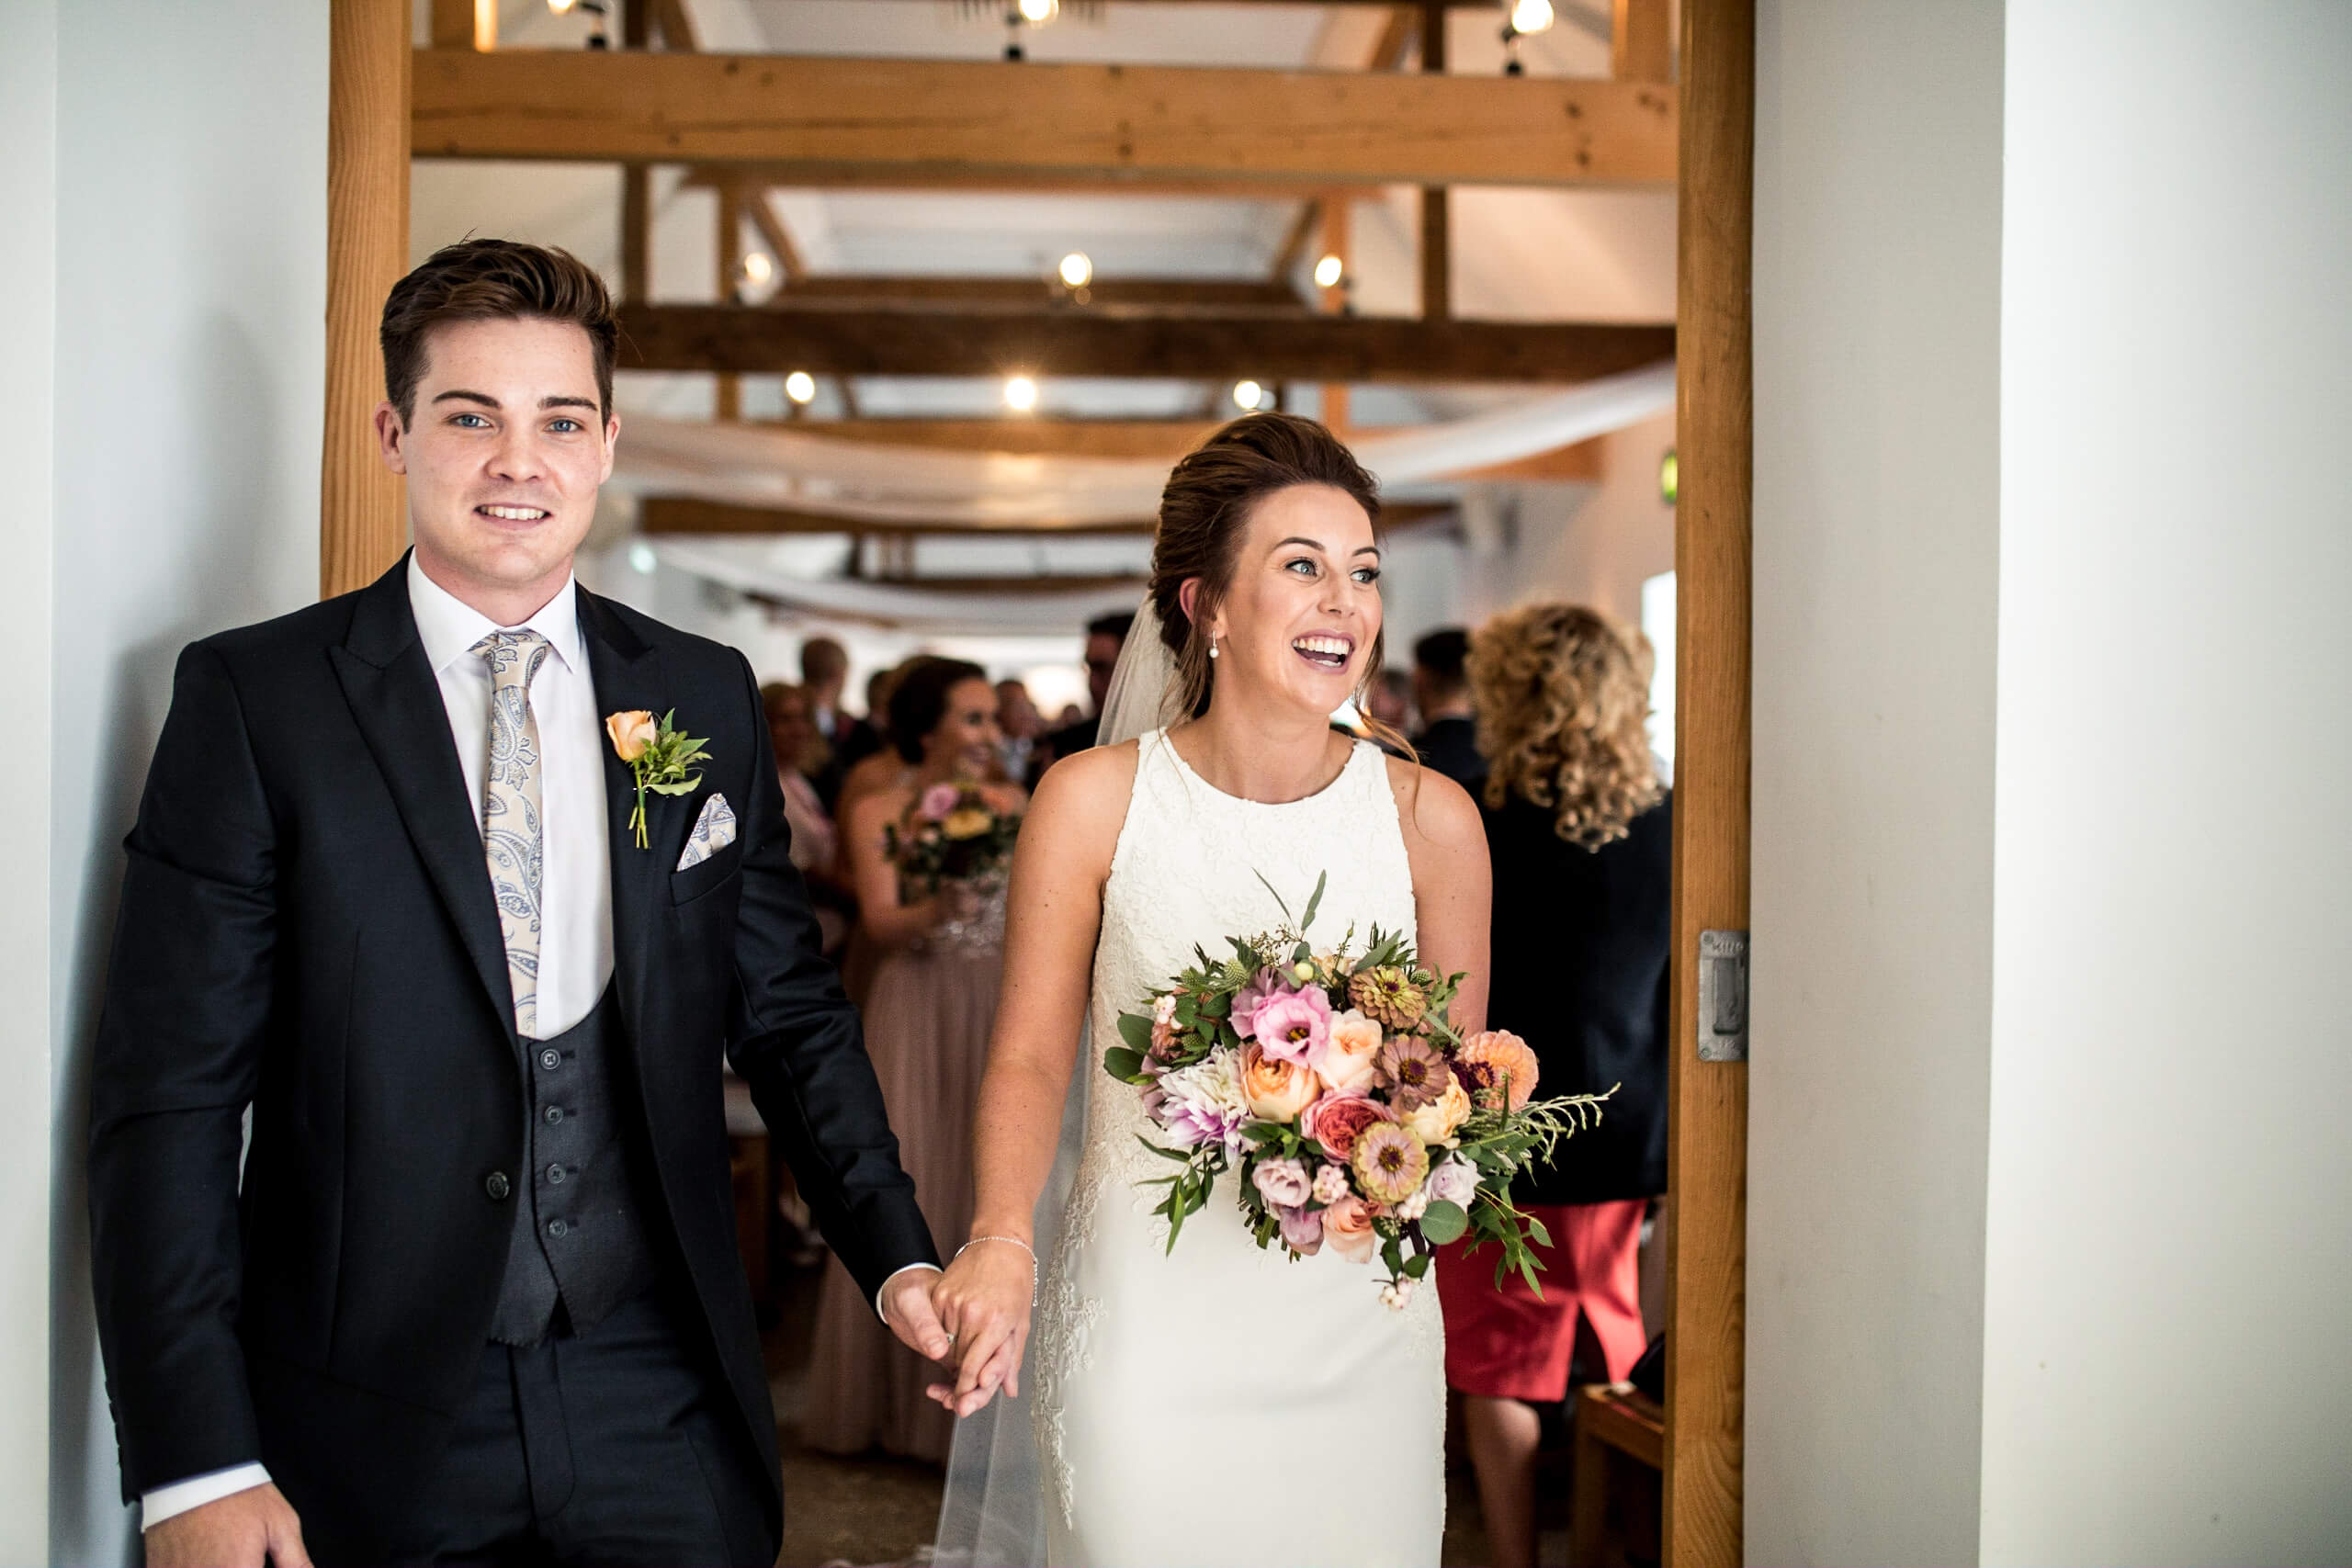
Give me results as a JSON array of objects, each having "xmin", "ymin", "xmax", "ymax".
[{"xmin": 1029, "ymin": 729, "xmax": 1446, "ymax": 1568}]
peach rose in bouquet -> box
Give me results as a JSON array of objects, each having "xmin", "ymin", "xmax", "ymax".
[
  {"xmin": 1320, "ymin": 1193, "xmax": 1379, "ymax": 1264},
  {"xmin": 1401, "ymin": 1077, "xmax": 1472, "ymax": 1146},
  {"xmin": 1309, "ymin": 1008, "xmax": 1384, "ymax": 1093},
  {"xmin": 1239, "ymin": 1043, "xmax": 1321, "ymax": 1122}
]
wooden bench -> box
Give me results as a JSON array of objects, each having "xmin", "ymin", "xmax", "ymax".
[{"xmin": 1572, "ymin": 1383, "xmax": 1664, "ymax": 1568}]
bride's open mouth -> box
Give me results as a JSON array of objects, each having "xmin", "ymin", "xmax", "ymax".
[{"xmin": 1291, "ymin": 632, "xmax": 1355, "ymax": 671}]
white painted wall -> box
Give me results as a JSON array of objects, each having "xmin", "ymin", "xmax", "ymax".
[
  {"xmin": 0, "ymin": 2, "xmax": 62, "ymax": 1556},
  {"xmin": 1981, "ymin": 5, "xmax": 2352, "ymax": 1560},
  {"xmin": 1753, "ymin": 1, "xmax": 2352, "ymax": 1560},
  {"xmin": 28, "ymin": 3, "xmax": 328, "ymax": 1559},
  {"xmin": 1748, "ymin": 3, "xmax": 2007, "ymax": 1560}
]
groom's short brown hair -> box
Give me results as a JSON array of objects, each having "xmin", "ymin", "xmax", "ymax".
[{"xmin": 380, "ymin": 239, "xmax": 619, "ymax": 423}]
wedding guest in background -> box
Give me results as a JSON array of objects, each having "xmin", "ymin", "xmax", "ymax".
[
  {"xmin": 1369, "ymin": 666, "xmax": 1413, "ymax": 730},
  {"xmin": 1411, "ymin": 626, "xmax": 1487, "ymax": 793},
  {"xmin": 995, "ymin": 677, "xmax": 1043, "ymax": 785},
  {"xmin": 805, "ymin": 659, "xmax": 1026, "ymax": 1464},
  {"xmin": 1035, "ymin": 610, "xmax": 1132, "ymax": 766},
  {"xmin": 1439, "ymin": 603, "xmax": 1670, "ymax": 1568},
  {"xmin": 834, "ymin": 660, "xmax": 921, "ymax": 822},
  {"xmin": 800, "ymin": 636, "xmax": 850, "ymax": 745},
  {"xmin": 761, "ymin": 681, "xmax": 845, "ymax": 953}
]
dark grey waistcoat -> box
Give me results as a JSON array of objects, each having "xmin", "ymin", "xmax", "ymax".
[{"xmin": 490, "ymin": 987, "xmax": 662, "ymax": 1345}]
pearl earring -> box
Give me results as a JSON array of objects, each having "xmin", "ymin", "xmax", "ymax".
[{"xmin": 1208, "ymin": 637, "xmax": 1220, "ymax": 660}]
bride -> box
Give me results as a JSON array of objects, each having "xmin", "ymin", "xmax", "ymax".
[{"xmin": 926, "ymin": 412, "xmax": 1491, "ymax": 1567}]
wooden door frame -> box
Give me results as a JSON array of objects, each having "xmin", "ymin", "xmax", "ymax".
[{"xmin": 1662, "ymin": 0, "xmax": 1752, "ymax": 1564}]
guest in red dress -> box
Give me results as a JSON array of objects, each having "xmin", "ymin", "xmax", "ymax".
[{"xmin": 1437, "ymin": 603, "xmax": 1671, "ymax": 1568}]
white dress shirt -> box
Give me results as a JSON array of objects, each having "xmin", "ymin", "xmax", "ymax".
[{"xmin": 144, "ymin": 560, "xmax": 931, "ymax": 1528}]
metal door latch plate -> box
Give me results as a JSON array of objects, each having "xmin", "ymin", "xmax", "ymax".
[{"xmin": 1697, "ymin": 929, "xmax": 1748, "ymax": 1062}]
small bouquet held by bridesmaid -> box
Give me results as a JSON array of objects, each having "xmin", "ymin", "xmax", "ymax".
[
  {"xmin": 886, "ymin": 781, "xmax": 1022, "ymax": 897},
  {"xmin": 1103, "ymin": 873, "xmax": 1616, "ymax": 1307}
]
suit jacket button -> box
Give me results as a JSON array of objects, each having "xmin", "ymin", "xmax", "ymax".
[
  {"xmin": 484, "ymin": 1171, "xmax": 511, "ymax": 1201},
  {"xmin": 547, "ymin": 1219, "xmax": 568, "ymax": 1238},
  {"xmin": 547, "ymin": 1163, "xmax": 566, "ymax": 1185},
  {"xmin": 538, "ymin": 1048, "xmax": 561, "ymax": 1070}
]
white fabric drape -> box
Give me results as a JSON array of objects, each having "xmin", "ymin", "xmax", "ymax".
[{"xmin": 612, "ymin": 362, "xmax": 1674, "ymax": 527}]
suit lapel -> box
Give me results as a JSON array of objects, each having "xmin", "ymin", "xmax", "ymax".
[
  {"xmin": 330, "ymin": 558, "xmax": 519, "ymax": 1051},
  {"xmin": 579, "ymin": 587, "xmax": 671, "ymax": 1049}
]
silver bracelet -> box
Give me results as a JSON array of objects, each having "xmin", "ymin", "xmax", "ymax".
[{"xmin": 956, "ymin": 1234, "xmax": 1040, "ymax": 1284}]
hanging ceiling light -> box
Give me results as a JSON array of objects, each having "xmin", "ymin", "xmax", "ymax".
[
  {"xmin": 1313, "ymin": 254, "xmax": 1345, "ymax": 290},
  {"xmin": 1004, "ymin": 375, "xmax": 1040, "ymax": 412},
  {"xmin": 741, "ymin": 251, "xmax": 774, "ymax": 288},
  {"xmin": 1018, "ymin": 0, "xmax": 1058, "ymax": 22},
  {"xmin": 1508, "ymin": 0, "xmax": 1555, "ymax": 34},
  {"xmin": 1232, "ymin": 380, "xmax": 1266, "ymax": 412},
  {"xmin": 1058, "ymin": 251, "xmax": 1094, "ymax": 289},
  {"xmin": 785, "ymin": 371, "xmax": 817, "ymax": 405}
]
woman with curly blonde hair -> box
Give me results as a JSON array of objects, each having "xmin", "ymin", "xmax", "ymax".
[{"xmin": 1438, "ymin": 602, "xmax": 1672, "ymax": 1568}]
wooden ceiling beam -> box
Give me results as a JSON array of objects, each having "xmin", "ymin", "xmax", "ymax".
[
  {"xmin": 617, "ymin": 302, "xmax": 1672, "ymax": 384},
  {"xmin": 411, "ymin": 50, "xmax": 1677, "ymax": 188},
  {"xmin": 759, "ymin": 275, "xmax": 1306, "ymax": 312},
  {"xmin": 781, "ymin": 417, "xmax": 1608, "ymax": 481},
  {"xmin": 638, "ymin": 495, "xmax": 1452, "ymax": 537}
]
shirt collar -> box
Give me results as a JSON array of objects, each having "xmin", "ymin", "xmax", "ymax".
[{"xmin": 406, "ymin": 552, "xmax": 585, "ymax": 678}]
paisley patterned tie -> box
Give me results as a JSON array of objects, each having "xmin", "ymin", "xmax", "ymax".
[{"xmin": 473, "ymin": 629, "xmax": 553, "ymax": 1039}]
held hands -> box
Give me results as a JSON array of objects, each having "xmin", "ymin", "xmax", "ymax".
[
  {"xmin": 145, "ymin": 1483, "xmax": 311, "ymax": 1568},
  {"xmin": 925, "ymin": 1235, "xmax": 1037, "ymax": 1417}
]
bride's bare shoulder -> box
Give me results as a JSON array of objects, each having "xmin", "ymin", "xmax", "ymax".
[{"xmin": 1022, "ymin": 740, "xmax": 1141, "ymax": 863}]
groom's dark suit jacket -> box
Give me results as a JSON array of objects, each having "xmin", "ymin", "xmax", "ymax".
[{"xmin": 88, "ymin": 557, "xmax": 936, "ymax": 1552}]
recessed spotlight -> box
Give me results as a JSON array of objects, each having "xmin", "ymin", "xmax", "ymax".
[
  {"xmin": 1314, "ymin": 254, "xmax": 1345, "ymax": 290},
  {"xmin": 1058, "ymin": 252, "xmax": 1094, "ymax": 289},
  {"xmin": 1004, "ymin": 375, "xmax": 1040, "ymax": 412},
  {"xmin": 785, "ymin": 370, "xmax": 817, "ymax": 405}
]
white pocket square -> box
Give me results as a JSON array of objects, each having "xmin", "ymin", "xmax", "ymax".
[{"xmin": 675, "ymin": 793, "xmax": 737, "ymax": 871}]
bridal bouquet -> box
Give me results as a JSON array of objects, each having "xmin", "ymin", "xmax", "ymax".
[
  {"xmin": 887, "ymin": 781, "xmax": 1021, "ymax": 897},
  {"xmin": 1102, "ymin": 874, "xmax": 1616, "ymax": 1307}
]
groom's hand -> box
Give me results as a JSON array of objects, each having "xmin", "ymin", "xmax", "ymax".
[
  {"xmin": 881, "ymin": 1266, "xmax": 955, "ymax": 1362},
  {"xmin": 146, "ymin": 1483, "xmax": 311, "ymax": 1568}
]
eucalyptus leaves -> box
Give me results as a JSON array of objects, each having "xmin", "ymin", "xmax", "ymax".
[{"xmin": 604, "ymin": 708, "xmax": 711, "ymax": 849}]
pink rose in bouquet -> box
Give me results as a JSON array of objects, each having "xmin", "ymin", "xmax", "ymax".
[
  {"xmin": 1250, "ymin": 1156, "xmax": 1313, "ymax": 1208},
  {"xmin": 917, "ymin": 783, "xmax": 961, "ymax": 821},
  {"xmin": 1427, "ymin": 1156, "xmax": 1479, "ymax": 1209},
  {"xmin": 1320, "ymin": 1193, "xmax": 1379, "ymax": 1263},
  {"xmin": 1300, "ymin": 1089, "xmax": 1393, "ymax": 1161},
  {"xmin": 1250, "ymin": 987, "xmax": 1332, "ymax": 1066},
  {"xmin": 1239, "ymin": 1043, "xmax": 1321, "ymax": 1122},
  {"xmin": 1276, "ymin": 1204, "xmax": 1324, "ymax": 1256},
  {"xmin": 1310, "ymin": 1008, "xmax": 1384, "ymax": 1092}
]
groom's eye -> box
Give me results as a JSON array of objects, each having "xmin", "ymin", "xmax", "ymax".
[
  {"xmin": 450, "ymin": 413, "xmax": 490, "ymax": 429},
  {"xmin": 548, "ymin": 418, "xmax": 583, "ymax": 434}
]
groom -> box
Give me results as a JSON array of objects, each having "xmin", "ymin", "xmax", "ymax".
[{"xmin": 87, "ymin": 240, "xmax": 952, "ymax": 1564}]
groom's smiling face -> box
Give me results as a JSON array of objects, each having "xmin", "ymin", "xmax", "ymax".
[{"xmin": 378, "ymin": 315, "xmax": 618, "ymax": 619}]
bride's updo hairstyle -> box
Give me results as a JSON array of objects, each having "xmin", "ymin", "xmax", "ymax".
[{"xmin": 1150, "ymin": 412, "xmax": 1385, "ymax": 726}]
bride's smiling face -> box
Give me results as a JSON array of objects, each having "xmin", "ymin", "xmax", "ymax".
[{"xmin": 1193, "ymin": 483, "xmax": 1383, "ymax": 722}]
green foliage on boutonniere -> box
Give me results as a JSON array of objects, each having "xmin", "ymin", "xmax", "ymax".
[{"xmin": 604, "ymin": 708, "xmax": 712, "ymax": 849}]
